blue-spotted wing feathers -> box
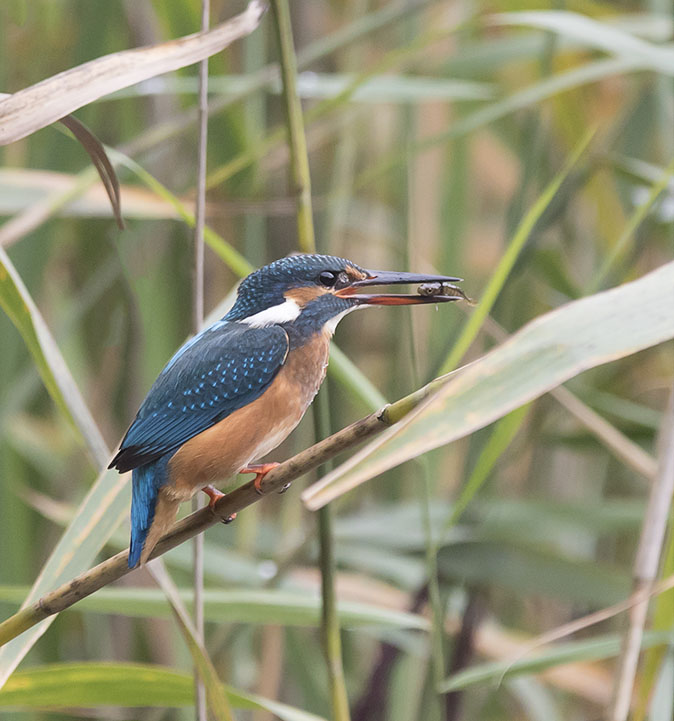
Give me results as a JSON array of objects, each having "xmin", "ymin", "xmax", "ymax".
[{"xmin": 110, "ymin": 321, "xmax": 289, "ymax": 472}]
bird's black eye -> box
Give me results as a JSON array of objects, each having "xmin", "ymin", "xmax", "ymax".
[{"xmin": 318, "ymin": 271, "xmax": 337, "ymax": 287}]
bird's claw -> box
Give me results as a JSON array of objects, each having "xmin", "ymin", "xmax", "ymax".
[
  {"xmin": 202, "ymin": 484, "xmax": 226, "ymax": 510},
  {"xmin": 201, "ymin": 486, "xmax": 237, "ymax": 524},
  {"xmin": 240, "ymin": 462, "xmax": 281, "ymax": 495}
]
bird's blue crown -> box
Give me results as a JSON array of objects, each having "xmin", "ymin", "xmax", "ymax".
[{"xmin": 225, "ymin": 254, "xmax": 364, "ymax": 322}]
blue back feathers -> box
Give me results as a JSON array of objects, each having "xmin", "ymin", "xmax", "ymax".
[
  {"xmin": 110, "ymin": 322, "xmax": 289, "ymax": 473},
  {"xmin": 116, "ymin": 322, "xmax": 289, "ymax": 569},
  {"xmin": 111, "ymin": 254, "xmax": 365, "ymax": 475}
]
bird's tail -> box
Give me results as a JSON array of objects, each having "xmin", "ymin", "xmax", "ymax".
[{"xmin": 129, "ymin": 455, "xmax": 174, "ymax": 568}]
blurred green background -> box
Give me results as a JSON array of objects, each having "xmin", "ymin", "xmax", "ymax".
[{"xmin": 0, "ymin": 1, "xmax": 673, "ymax": 719}]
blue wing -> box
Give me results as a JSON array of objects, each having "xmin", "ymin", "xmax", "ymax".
[{"xmin": 110, "ymin": 320, "xmax": 289, "ymax": 472}]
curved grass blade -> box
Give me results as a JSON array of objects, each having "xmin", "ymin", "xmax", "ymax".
[
  {"xmin": 440, "ymin": 630, "xmax": 674, "ymax": 693},
  {"xmin": 57, "ymin": 115, "xmax": 124, "ymax": 229},
  {"xmin": 303, "ymin": 261, "xmax": 674, "ymax": 509},
  {"xmin": 0, "ymin": 585, "xmax": 428, "ymax": 630},
  {"xmin": 493, "ymin": 11, "xmax": 674, "ymax": 76},
  {"xmin": 0, "ymin": 662, "xmax": 327, "ymax": 720},
  {"xmin": 0, "ymin": 246, "xmax": 109, "ymax": 466},
  {"xmin": 0, "ymin": 249, "xmax": 129, "ymax": 685},
  {"xmin": 106, "ymin": 73, "xmax": 493, "ymax": 103},
  {"xmin": 0, "ymin": 0, "xmax": 445, "ymax": 247}
]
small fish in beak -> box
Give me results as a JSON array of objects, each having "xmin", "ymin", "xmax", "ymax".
[{"xmin": 417, "ymin": 282, "xmax": 475, "ymax": 305}]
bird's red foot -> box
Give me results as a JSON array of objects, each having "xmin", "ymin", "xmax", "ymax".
[
  {"xmin": 240, "ymin": 462, "xmax": 281, "ymax": 495},
  {"xmin": 202, "ymin": 484, "xmax": 225, "ymax": 509},
  {"xmin": 202, "ymin": 485, "xmax": 236, "ymax": 523}
]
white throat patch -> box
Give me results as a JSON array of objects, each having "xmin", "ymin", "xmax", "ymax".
[
  {"xmin": 239, "ymin": 298, "xmax": 301, "ymax": 328},
  {"xmin": 323, "ymin": 305, "xmax": 361, "ymax": 336}
]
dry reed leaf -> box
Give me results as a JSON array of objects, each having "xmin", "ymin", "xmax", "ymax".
[
  {"xmin": 0, "ymin": 0, "xmax": 266, "ymax": 145},
  {"xmin": 57, "ymin": 116, "xmax": 124, "ymax": 229}
]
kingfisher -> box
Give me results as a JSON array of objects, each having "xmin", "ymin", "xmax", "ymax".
[{"xmin": 109, "ymin": 254, "xmax": 462, "ymax": 567}]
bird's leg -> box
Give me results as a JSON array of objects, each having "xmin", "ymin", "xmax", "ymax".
[
  {"xmin": 202, "ymin": 484, "xmax": 225, "ymax": 508},
  {"xmin": 240, "ymin": 462, "xmax": 281, "ymax": 495},
  {"xmin": 201, "ymin": 485, "xmax": 236, "ymax": 523}
]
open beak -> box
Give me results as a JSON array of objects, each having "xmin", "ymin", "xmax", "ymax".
[{"xmin": 335, "ymin": 269, "xmax": 464, "ymax": 305}]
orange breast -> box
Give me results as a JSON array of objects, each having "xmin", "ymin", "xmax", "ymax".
[{"xmin": 166, "ymin": 332, "xmax": 330, "ymax": 500}]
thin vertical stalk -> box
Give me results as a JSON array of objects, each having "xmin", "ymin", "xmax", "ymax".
[
  {"xmin": 242, "ymin": 19, "xmax": 267, "ymax": 269},
  {"xmin": 318, "ymin": 492, "xmax": 352, "ymax": 721},
  {"xmin": 609, "ymin": 392, "xmax": 674, "ymax": 721},
  {"xmin": 420, "ymin": 459, "xmax": 447, "ymax": 693},
  {"xmin": 320, "ymin": 0, "xmax": 367, "ymax": 249},
  {"xmin": 632, "ymin": 4, "xmax": 674, "ymax": 715},
  {"xmin": 271, "ymin": 1, "xmax": 350, "ymax": 717},
  {"xmin": 148, "ymin": 561, "xmax": 236, "ymax": 721},
  {"xmin": 271, "ymin": 0, "xmax": 315, "ymax": 253},
  {"xmin": 192, "ymin": 3, "xmax": 210, "ymax": 720},
  {"xmin": 405, "ymin": 120, "xmax": 446, "ymax": 706},
  {"xmin": 239, "ymin": 6, "xmax": 267, "ymax": 601},
  {"xmin": 193, "ymin": 1, "xmax": 209, "ymax": 332},
  {"xmin": 314, "ymin": 382, "xmax": 351, "ymax": 721},
  {"xmin": 313, "ymin": 381, "xmax": 351, "ymax": 720},
  {"xmin": 401, "ymin": 12, "xmax": 446, "ymax": 699}
]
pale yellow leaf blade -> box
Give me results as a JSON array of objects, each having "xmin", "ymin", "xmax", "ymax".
[
  {"xmin": 0, "ymin": 1, "xmax": 266, "ymax": 145},
  {"xmin": 303, "ymin": 261, "xmax": 674, "ymax": 509}
]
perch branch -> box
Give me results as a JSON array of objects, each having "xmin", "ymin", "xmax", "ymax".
[{"xmin": 0, "ymin": 372, "xmax": 455, "ymax": 648}]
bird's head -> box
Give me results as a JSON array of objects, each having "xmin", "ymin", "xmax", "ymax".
[{"xmin": 225, "ymin": 254, "xmax": 463, "ymax": 338}]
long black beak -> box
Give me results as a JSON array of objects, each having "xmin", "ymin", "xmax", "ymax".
[{"xmin": 336, "ymin": 268, "xmax": 465, "ymax": 305}]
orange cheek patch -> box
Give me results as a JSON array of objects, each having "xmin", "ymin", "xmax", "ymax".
[{"xmin": 285, "ymin": 286, "xmax": 326, "ymax": 307}]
